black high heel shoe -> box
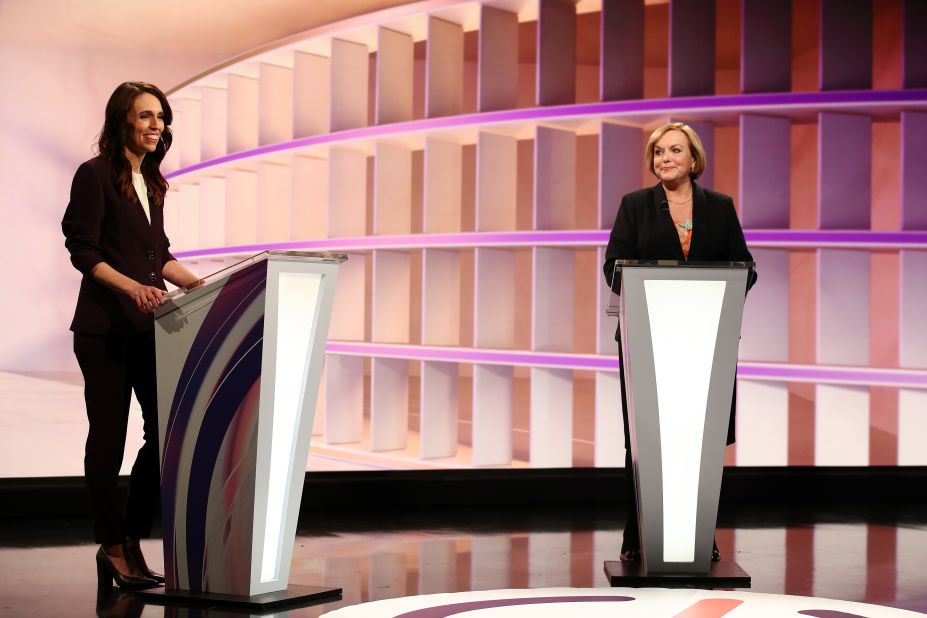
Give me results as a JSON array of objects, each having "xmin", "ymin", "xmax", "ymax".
[
  {"xmin": 125, "ymin": 541, "xmax": 165, "ymax": 584},
  {"xmin": 96, "ymin": 547, "xmax": 159, "ymax": 590}
]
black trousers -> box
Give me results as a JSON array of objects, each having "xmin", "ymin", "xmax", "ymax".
[
  {"xmin": 73, "ymin": 332, "xmax": 160, "ymax": 545},
  {"xmin": 621, "ymin": 449, "xmax": 640, "ymax": 551}
]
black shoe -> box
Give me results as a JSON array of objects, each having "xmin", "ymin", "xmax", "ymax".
[
  {"xmin": 125, "ymin": 541, "xmax": 165, "ymax": 584},
  {"xmin": 96, "ymin": 547, "xmax": 159, "ymax": 591},
  {"xmin": 619, "ymin": 547, "xmax": 641, "ymax": 562},
  {"xmin": 711, "ymin": 539, "xmax": 721, "ymax": 562}
]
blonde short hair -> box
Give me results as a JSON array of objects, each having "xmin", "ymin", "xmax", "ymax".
[{"xmin": 645, "ymin": 122, "xmax": 707, "ymax": 180}]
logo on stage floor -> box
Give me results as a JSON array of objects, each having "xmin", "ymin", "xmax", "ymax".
[{"xmin": 321, "ymin": 588, "xmax": 920, "ymax": 618}]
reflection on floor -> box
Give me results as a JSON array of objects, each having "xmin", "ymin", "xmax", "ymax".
[{"xmin": 0, "ymin": 502, "xmax": 925, "ymax": 617}]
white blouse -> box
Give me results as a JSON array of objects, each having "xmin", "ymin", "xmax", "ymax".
[{"xmin": 132, "ymin": 172, "xmax": 151, "ymax": 224}]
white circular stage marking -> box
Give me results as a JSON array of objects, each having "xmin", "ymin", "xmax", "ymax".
[{"xmin": 321, "ymin": 587, "xmax": 922, "ymax": 618}]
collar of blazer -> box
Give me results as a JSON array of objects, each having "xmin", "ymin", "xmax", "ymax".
[{"xmin": 650, "ymin": 180, "xmax": 706, "ymax": 261}]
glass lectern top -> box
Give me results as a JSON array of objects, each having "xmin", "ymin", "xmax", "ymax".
[
  {"xmin": 614, "ymin": 259, "xmax": 755, "ymax": 270},
  {"xmin": 160, "ymin": 250, "xmax": 348, "ymax": 305},
  {"xmin": 606, "ymin": 260, "xmax": 755, "ymax": 317}
]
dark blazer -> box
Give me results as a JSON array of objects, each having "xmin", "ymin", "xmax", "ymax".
[
  {"xmin": 602, "ymin": 181, "xmax": 757, "ymax": 447},
  {"xmin": 62, "ymin": 156, "xmax": 175, "ymax": 335}
]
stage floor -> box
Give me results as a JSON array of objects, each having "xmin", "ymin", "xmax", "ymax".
[{"xmin": 0, "ymin": 502, "xmax": 925, "ymax": 617}]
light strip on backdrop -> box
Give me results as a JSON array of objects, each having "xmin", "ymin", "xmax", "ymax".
[
  {"xmin": 322, "ymin": 342, "xmax": 927, "ymax": 389},
  {"xmin": 171, "ymin": 230, "xmax": 927, "ymax": 261},
  {"xmin": 165, "ymin": 90, "xmax": 927, "ymax": 180}
]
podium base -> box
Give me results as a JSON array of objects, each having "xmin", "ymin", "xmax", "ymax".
[
  {"xmin": 133, "ymin": 584, "xmax": 342, "ymax": 611},
  {"xmin": 603, "ymin": 560, "xmax": 751, "ymax": 588}
]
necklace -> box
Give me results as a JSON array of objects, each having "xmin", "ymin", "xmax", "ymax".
[{"xmin": 666, "ymin": 195, "xmax": 692, "ymax": 204}]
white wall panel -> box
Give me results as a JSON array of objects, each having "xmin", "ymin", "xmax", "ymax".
[
  {"xmin": 328, "ymin": 252, "xmax": 366, "ymax": 341},
  {"xmin": 291, "ymin": 156, "xmax": 328, "ymax": 240},
  {"xmin": 532, "ymin": 248, "xmax": 573, "ymax": 352},
  {"xmin": 225, "ymin": 169, "xmax": 258, "ymax": 246},
  {"xmin": 898, "ymin": 389, "xmax": 927, "ymax": 465},
  {"xmin": 474, "ymin": 248, "xmax": 515, "ymax": 349},
  {"xmin": 374, "ymin": 142, "xmax": 412, "ymax": 235},
  {"xmin": 227, "ymin": 74, "xmax": 259, "ymax": 153},
  {"xmin": 420, "ymin": 361, "xmax": 458, "ymax": 459},
  {"xmin": 294, "ymin": 52, "xmax": 330, "ymax": 138},
  {"xmin": 599, "ymin": 122, "xmax": 643, "ymax": 229},
  {"xmin": 371, "ymin": 358, "xmax": 409, "ymax": 451},
  {"xmin": 815, "ymin": 384, "xmax": 869, "ymax": 466},
  {"xmin": 472, "ymin": 364, "xmax": 513, "ymax": 466},
  {"xmin": 331, "ymin": 38, "xmax": 369, "ymax": 131},
  {"xmin": 596, "ymin": 247, "xmax": 619, "ymax": 356},
  {"xmin": 426, "ymin": 16, "xmax": 464, "ymax": 118},
  {"xmin": 258, "ymin": 62, "xmax": 294, "ymax": 146},
  {"xmin": 900, "ymin": 250, "xmax": 927, "ymax": 368},
  {"xmin": 328, "ymin": 149, "xmax": 368, "ymax": 237},
  {"xmin": 423, "ymin": 137, "xmax": 462, "ymax": 232},
  {"xmin": 197, "ymin": 177, "xmax": 226, "ymax": 249},
  {"xmin": 594, "ymin": 371, "xmax": 624, "ymax": 467},
  {"xmin": 736, "ymin": 380, "xmax": 789, "ymax": 466},
  {"xmin": 818, "ymin": 250, "xmax": 869, "ymax": 366},
  {"xmin": 177, "ymin": 183, "xmax": 200, "ymax": 251},
  {"xmin": 476, "ymin": 132, "xmax": 517, "ymax": 231},
  {"xmin": 478, "ymin": 5, "xmax": 518, "ymax": 112},
  {"xmin": 529, "ymin": 368, "xmax": 573, "ymax": 467},
  {"xmin": 740, "ymin": 249, "xmax": 789, "ymax": 361},
  {"xmin": 178, "ymin": 97, "xmax": 202, "ymax": 168},
  {"xmin": 200, "ymin": 86, "xmax": 228, "ymax": 161},
  {"xmin": 534, "ymin": 125, "xmax": 576, "ymax": 230},
  {"xmin": 422, "ymin": 249, "xmax": 460, "ymax": 346},
  {"xmin": 372, "ymin": 250, "xmax": 411, "ymax": 343},
  {"xmin": 257, "ymin": 162, "xmax": 292, "ymax": 242},
  {"xmin": 324, "ymin": 355, "xmax": 364, "ymax": 444},
  {"xmin": 376, "ymin": 27, "xmax": 414, "ymax": 124}
]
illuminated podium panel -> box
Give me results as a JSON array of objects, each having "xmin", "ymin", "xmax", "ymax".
[
  {"xmin": 143, "ymin": 251, "xmax": 346, "ymax": 611},
  {"xmin": 604, "ymin": 260, "xmax": 752, "ymax": 588}
]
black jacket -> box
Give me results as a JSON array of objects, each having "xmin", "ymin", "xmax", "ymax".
[
  {"xmin": 62, "ymin": 156, "xmax": 175, "ymax": 335},
  {"xmin": 602, "ymin": 181, "xmax": 757, "ymax": 447}
]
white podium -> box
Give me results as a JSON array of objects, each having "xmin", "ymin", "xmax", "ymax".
[
  {"xmin": 141, "ymin": 251, "xmax": 346, "ymax": 611},
  {"xmin": 604, "ymin": 260, "xmax": 752, "ymax": 588}
]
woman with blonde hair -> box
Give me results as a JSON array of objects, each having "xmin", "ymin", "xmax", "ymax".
[{"xmin": 603, "ymin": 121, "xmax": 756, "ymax": 562}]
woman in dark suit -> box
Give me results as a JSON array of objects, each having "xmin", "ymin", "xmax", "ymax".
[
  {"xmin": 62, "ymin": 82, "xmax": 199, "ymax": 589},
  {"xmin": 603, "ymin": 121, "xmax": 756, "ymax": 562}
]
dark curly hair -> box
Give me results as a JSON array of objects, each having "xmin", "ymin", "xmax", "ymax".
[{"xmin": 95, "ymin": 82, "xmax": 173, "ymax": 205}]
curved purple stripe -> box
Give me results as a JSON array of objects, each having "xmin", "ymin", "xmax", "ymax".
[
  {"xmin": 171, "ymin": 229, "xmax": 927, "ymax": 260},
  {"xmin": 160, "ymin": 262, "xmax": 267, "ymax": 587},
  {"xmin": 185, "ymin": 320, "xmax": 263, "ymax": 592},
  {"xmin": 798, "ymin": 609, "xmax": 866, "ymax": 618},
  {"xmin": 166, "ymin": 90, "xmax": 927, "ymax": 179},
  {"xmin": 392, "ymin": 595, "xmax": 634, "ymax": 618},
  {"xmin": 321, "ymin": 342, "xmax": 927, "ymax": 388}
]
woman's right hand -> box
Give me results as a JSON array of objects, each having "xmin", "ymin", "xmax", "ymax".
[{"xmin": 127, "ymin": 284, "xmax": 165, "ymax": 314}]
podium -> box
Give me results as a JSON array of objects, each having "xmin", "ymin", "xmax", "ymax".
[
  {"xmin": 603, "ymin": 260, "xmax": 752, "ymax": 588},
  {"xmin": 139, "ymin": 251, "xmax": 346, "ymax": 611}
]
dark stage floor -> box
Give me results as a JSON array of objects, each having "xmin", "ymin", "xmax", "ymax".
[{"xmin": 1, "ymin": 501, "xmax": 925, "ymax": 617}]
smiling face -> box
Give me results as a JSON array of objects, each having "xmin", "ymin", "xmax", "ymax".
[
  {"xmin": 124, "ymin": 92, "xmax": 164, "ymax": 159},
  {"xmin": 652, "ymin": 129, "xmax": 695, "ymax": 185}
]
